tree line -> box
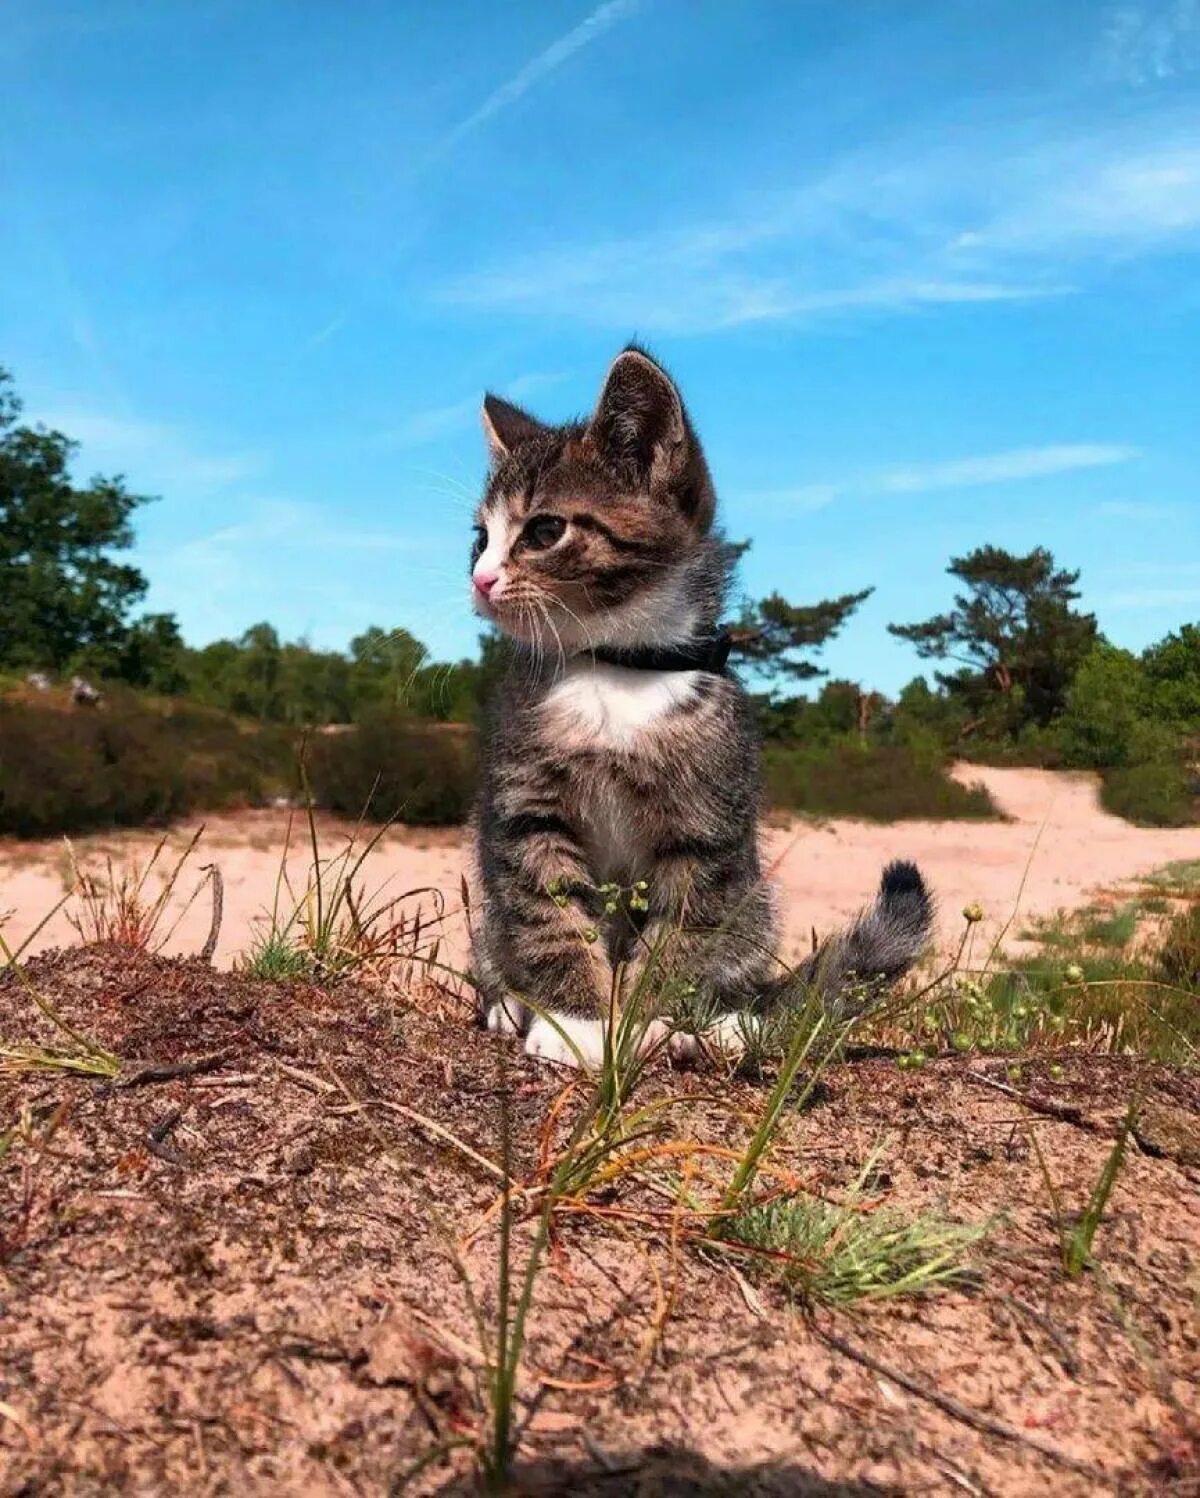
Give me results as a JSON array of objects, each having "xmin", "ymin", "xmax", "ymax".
[{"xmin": 2, "ymin": 365, "xmax": 1197, "ymax": 767}]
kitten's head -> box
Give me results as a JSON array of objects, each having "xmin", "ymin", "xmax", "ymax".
[{"xmin": 470, "ymin": 347, "xmax": 726, "ymax": 654}]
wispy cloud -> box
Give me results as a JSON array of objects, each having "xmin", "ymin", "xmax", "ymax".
[
  {"xmin": 171, "ymin": 499, "xmax": 418, "ymax": 556},
  {"xmin": 35, "ymin": 406, "xmax": 260, "ymax": 492},
  {"xmin": 378, "ymin": 371, "xmax": 567, "ymax": 449},
  {"xmin": 438, "ymin": 106, "xmax": 1200, "ymax": 333},
  {"xmin": 877, "ymin": 444, "xmax": 1140, "ymax": 494},
  {"xmin": 439, "ymin": 0, "xmax": 639, "ymax": 154},
  {"xmin": 138, "ymin": 498, "xmax": 430, "ymax": 647},
  {"xmin": 1095, "ymin": 498, "xmax": 1178, "ymax": 518},
  {"xmin": 737, "ymin": 444, "xmax": 1141, "ymax": 514},
  {"xmin": 1102, "ymin": 0, "xmax": 1200, "ymax": 83},
  {"xmin": 1103, "ymin": 586, "xmax": 1200, "ymax": 609}
]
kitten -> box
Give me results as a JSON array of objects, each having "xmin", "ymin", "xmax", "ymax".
[{"xmin": 469, "ymin": 346, "xmax": 932, "ymax": 1068}]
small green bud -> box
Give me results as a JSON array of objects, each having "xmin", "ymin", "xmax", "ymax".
[
  {"xmin": 582, "ymin": 927, "xmax": 598, "ymax": 944},
  {"xmin": 910, "ymin": 1049, "xmax": 927, "ymax": 1068},
  {"xmin": 1064, "ymin": 963, "xmax": 1084, "ymax": 984},
  {"xmin": 952, "ymin": 1031, "xmax": 972, "ymax": 1052},
  {"xmin": 963, "ymin": 902, "xmax": 984, "ymax": 924}
]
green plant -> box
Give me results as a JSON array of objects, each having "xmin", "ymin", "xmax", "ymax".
[
  {"xmin": 0, "ymin": 690, "xmax": 294, "ymax": 835},
  {"xmin": 1101, "ymin": 756, "xmax": 1196, "ymax": 828},
  {"xmin": 239, "ymin": 787, "xmax": 451, "ymax": 985},
  {"xmin": 64, "ymin": 827, "xmax": 219, "ymax": 956},
  {"xmin": 1028, "ymin": 1100, "xmax": 1139, "ymax": 1277},
  {"xmin": 305, "ymin": 708, "xmax": 477, "ymax": 826},
  {"xmin": 1158, "ymin": 901, "xmax": 1200, "ymax": 990},
  {"xmin": 0, "ymin": 924, "xmax": 120, "ymax": 1079},
  {"xmin": 763, "ymin": 739, "xmax": 997, "ymax": 822},
  {"xmin": 725, "ymin": 1185, "xmax": 985, "ymax": 1304}
]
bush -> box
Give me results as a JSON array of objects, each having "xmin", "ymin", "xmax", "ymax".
[
  {"xmin": 1100, "ymin": 756, "xmax": 1197, "ymax": 828},
  {"xmin": 1158, "ymin": 901, "xmax": 1200, "ymax": 990},
  {"xmin": 305, "ymin": 710, "xmax": 478, "ymax": 825},
  {"xmin": 763, "ymin": 738, "xmax": 997, "ymax": 821},
  {"xmin": 0, "ymin": 691, "xmax": 295, "ymax": 836}
]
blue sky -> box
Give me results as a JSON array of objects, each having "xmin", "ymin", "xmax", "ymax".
[{"xmin": 2, "ymin": 0, "xmax": 1199, "ymax": 693}]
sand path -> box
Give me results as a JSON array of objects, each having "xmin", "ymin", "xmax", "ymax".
[{"xmin": 2, "ymin": 765, "xmax": 1197, "ymax": 972}]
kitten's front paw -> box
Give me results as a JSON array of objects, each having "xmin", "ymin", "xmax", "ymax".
[
  {"xmin": 669, "ymin": 1011, "xmax": 758, "ymax": 1067},
  {"xmin": 485, "ymin": 999, "xmax": 527, "ymax": 1037},
  {"xmin": 524, "ymin": 1014, "xmax": 606, "ymax": 1070}
]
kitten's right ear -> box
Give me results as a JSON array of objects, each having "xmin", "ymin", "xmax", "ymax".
[{"xmin": 481, "ymin": 394, "xmax": 544, "ymax": 460}]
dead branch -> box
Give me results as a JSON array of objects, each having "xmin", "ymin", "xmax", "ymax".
[
  {"xmin": 812, "ymin": 1322, "xmax": 1105, "ymax": 1482},
  {"xmin": 118, "ymin": 1049, "xmax": 235, "ymax": 1089}
]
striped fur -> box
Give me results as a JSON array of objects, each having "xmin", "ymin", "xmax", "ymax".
[{"xmin": 470, "ymin": 348, "xmax": 932, "ymax": 1063}]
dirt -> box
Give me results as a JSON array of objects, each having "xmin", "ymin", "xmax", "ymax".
[
  {"xmin": 3, "ymin": 766, "xmax": 1199, "ymax": 981},
  {"xmin": 2, "ymin": 947, "xmax": 1197, "ymax": 1495}
]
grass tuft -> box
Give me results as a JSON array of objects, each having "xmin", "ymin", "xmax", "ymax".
[{"xmin": 725, "ymin": 1189, "xmax": 985, "ymax": 1304}]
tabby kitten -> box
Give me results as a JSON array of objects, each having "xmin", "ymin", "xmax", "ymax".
[{"xmin": 469, "ymin": 346, "xmax": 932, "ymax": 1068}]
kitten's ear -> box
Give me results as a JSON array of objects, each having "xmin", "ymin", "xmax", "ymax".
[
  {"xmin": 587, "ymin": 348, "xmax": 687, "ymax": 488},
  {"xmin": 481, "ymin": 394, "xmax": 544, "ymax": 460}
]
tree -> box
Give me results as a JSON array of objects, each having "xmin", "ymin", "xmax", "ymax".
[
  {"xmin": 0, "ymin": 368, "xmax": 155, "ymax": 671},
  {"xmin": 888, "ymin": 545, "xmax": 1097, "ymax": 729},
  {"xmin": 729, "ymin": 587, "xmax": 874, "ymax": 686},
  {"xmin": 349, "ymin": 625, "xmax": 428, "ymax": 713},
  {"xmin": 1141, "ymin": 623, "xmax": 1200, "ymax": 729},
  {"xmin": 1055, "ymin": 644, "xmax": 1147, "ymax": 767}
]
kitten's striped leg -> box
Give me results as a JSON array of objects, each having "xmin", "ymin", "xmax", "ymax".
[{"xmin": 480, "ymin": 810, "xmax": 613, "ymax": 1068}]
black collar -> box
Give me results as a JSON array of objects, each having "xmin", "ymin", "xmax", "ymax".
[{"xmin": 588, "ymin": 628, "xmax": 732, "ymax": 674}]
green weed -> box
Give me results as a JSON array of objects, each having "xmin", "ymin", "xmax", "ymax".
[
  {"xmin": 1028, "ymin": 1100, "xmax": 1139, "ymax": 1277},
  {"xmin": 725, "ymin": 1188, "xmax": 985, "ymax": 1304}
]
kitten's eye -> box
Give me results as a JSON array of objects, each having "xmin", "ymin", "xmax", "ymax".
[
  {"xmin": 521, "ymin": 514, "xmax": 567, "ymax": 551},
  {"xmin": 470, "ymin": 525, "xmax": 487, "ymax": 563}
]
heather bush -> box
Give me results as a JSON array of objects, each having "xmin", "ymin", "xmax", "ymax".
[
  {"xmin": 0, "ymin": 692, "xmax": 293, "ymax": 836},
  {"xmin": 305, "ymin": 708, "xmax": 478, "ymax": 826},
  {"xmin": 763, "ymin": 738, "xmax": 996, "ymax": 821}
]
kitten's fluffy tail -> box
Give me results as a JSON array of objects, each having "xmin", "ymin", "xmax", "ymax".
[{"xmin": 794, "ymin": 860, "xmax": 934, "ymax": 1017}]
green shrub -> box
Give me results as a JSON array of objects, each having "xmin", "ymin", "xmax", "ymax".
[
  {"xmin": 305, "ymin": 709, "xmax": 478, "ymax": 825},
  {"xmin": 0, "ymin": 691, "xmax": 294, "ymax": 836},
  {"xmin": 1158, "ymin": 901, "xmax": 1200, "ymax": 990},
  {"xmin": 763, "ymin": 738, "xmax": 997, "ymax": 821},
  {"xmin": 1100, "ymin": 757, "xmax": 1196, "ymax": 828}
]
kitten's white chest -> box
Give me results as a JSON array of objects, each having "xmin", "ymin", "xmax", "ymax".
[
  {"xmin": 542, "ymin": 661, "xmax": 698, "ymax": 880},
  {"xmin": 542, "ymin": 662, "xmax": 697, "ymax": 749}
]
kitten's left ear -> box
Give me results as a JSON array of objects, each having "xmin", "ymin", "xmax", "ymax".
[
  {"xmin": 481, "ymin": 393, "xmax": 545, "ymax": 460},
  {"xmin": 588, "ymin": 348, "xmax": 686, "ymax": 487},
  {"xmin": 588, "ymin": 348, "xmax": 714, "ymax": 529}
]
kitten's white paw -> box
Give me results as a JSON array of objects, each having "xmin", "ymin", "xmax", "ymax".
[
  {"xmin": 524, "ymin": 1013, "xmax": 606, "ymax": 1070},
  {"xmin": 668, "ymin": 1030, "xmax": 702, "ymax": 1066},
  {"xmin": 485, "ymin": 998, "xmax": 527, "ymax": 1036},
  {"xmin": 669, "ymin": 1011, "xmax": 758, "ymax": 1067}
]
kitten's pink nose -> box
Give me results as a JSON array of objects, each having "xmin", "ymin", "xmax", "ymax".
[{"xmin": 472, "ymin": 568, "xmax": 499, "ymax": 598}]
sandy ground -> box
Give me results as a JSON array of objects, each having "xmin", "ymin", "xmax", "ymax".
[
  {"xmin": 2, "ymin": 946, "xmax": 1197, "ymax": 1494},
  {"xmin": 2, "ymin": 765, "xmax": 1198, "ymax": 974}
]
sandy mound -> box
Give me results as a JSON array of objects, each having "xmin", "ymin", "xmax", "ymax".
[{"xmin": 1, "ymin": 947, "xmax": 1196, "ymax": 1494}]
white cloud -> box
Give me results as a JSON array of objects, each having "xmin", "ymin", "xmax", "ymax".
[
  {"xmin": 1095, "ymin": 499, "xmax": 1178, "ymax": 518},
  {"xmin": 734, "ymin": 484, "xmax": 841, "ymax": 514},
  {"xmin": 1103, "ymin": 586, "xmax": 1200, "ymax": 608},
  {"xmin": 437, "ymin": 107, "xmax": 1200, "ymax": 334},
  {"xmin": 737, "ymin": 445, "xmax": 1141, "ymax": 517},
  {"xmin": 34, "ymin": 406, "xmax": 259, "ymax": 492},
  {"xmin": 1102, "ymin": 0, "xmax": 1200, "ymax": 84},
  {"xmin": 176, "ymin": 498, "xmax": 417, "ymax": 556},
  {"xmin": 439, "ymin": 0, "xmax": 639, "ymax": 154},
  {"xmin": 877, "ymin": 444, "xmax": 1140, "ymax": 494},
  {"xmin": 378, "ymin": 370, "xmax": 566, "ymax": 449}
]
